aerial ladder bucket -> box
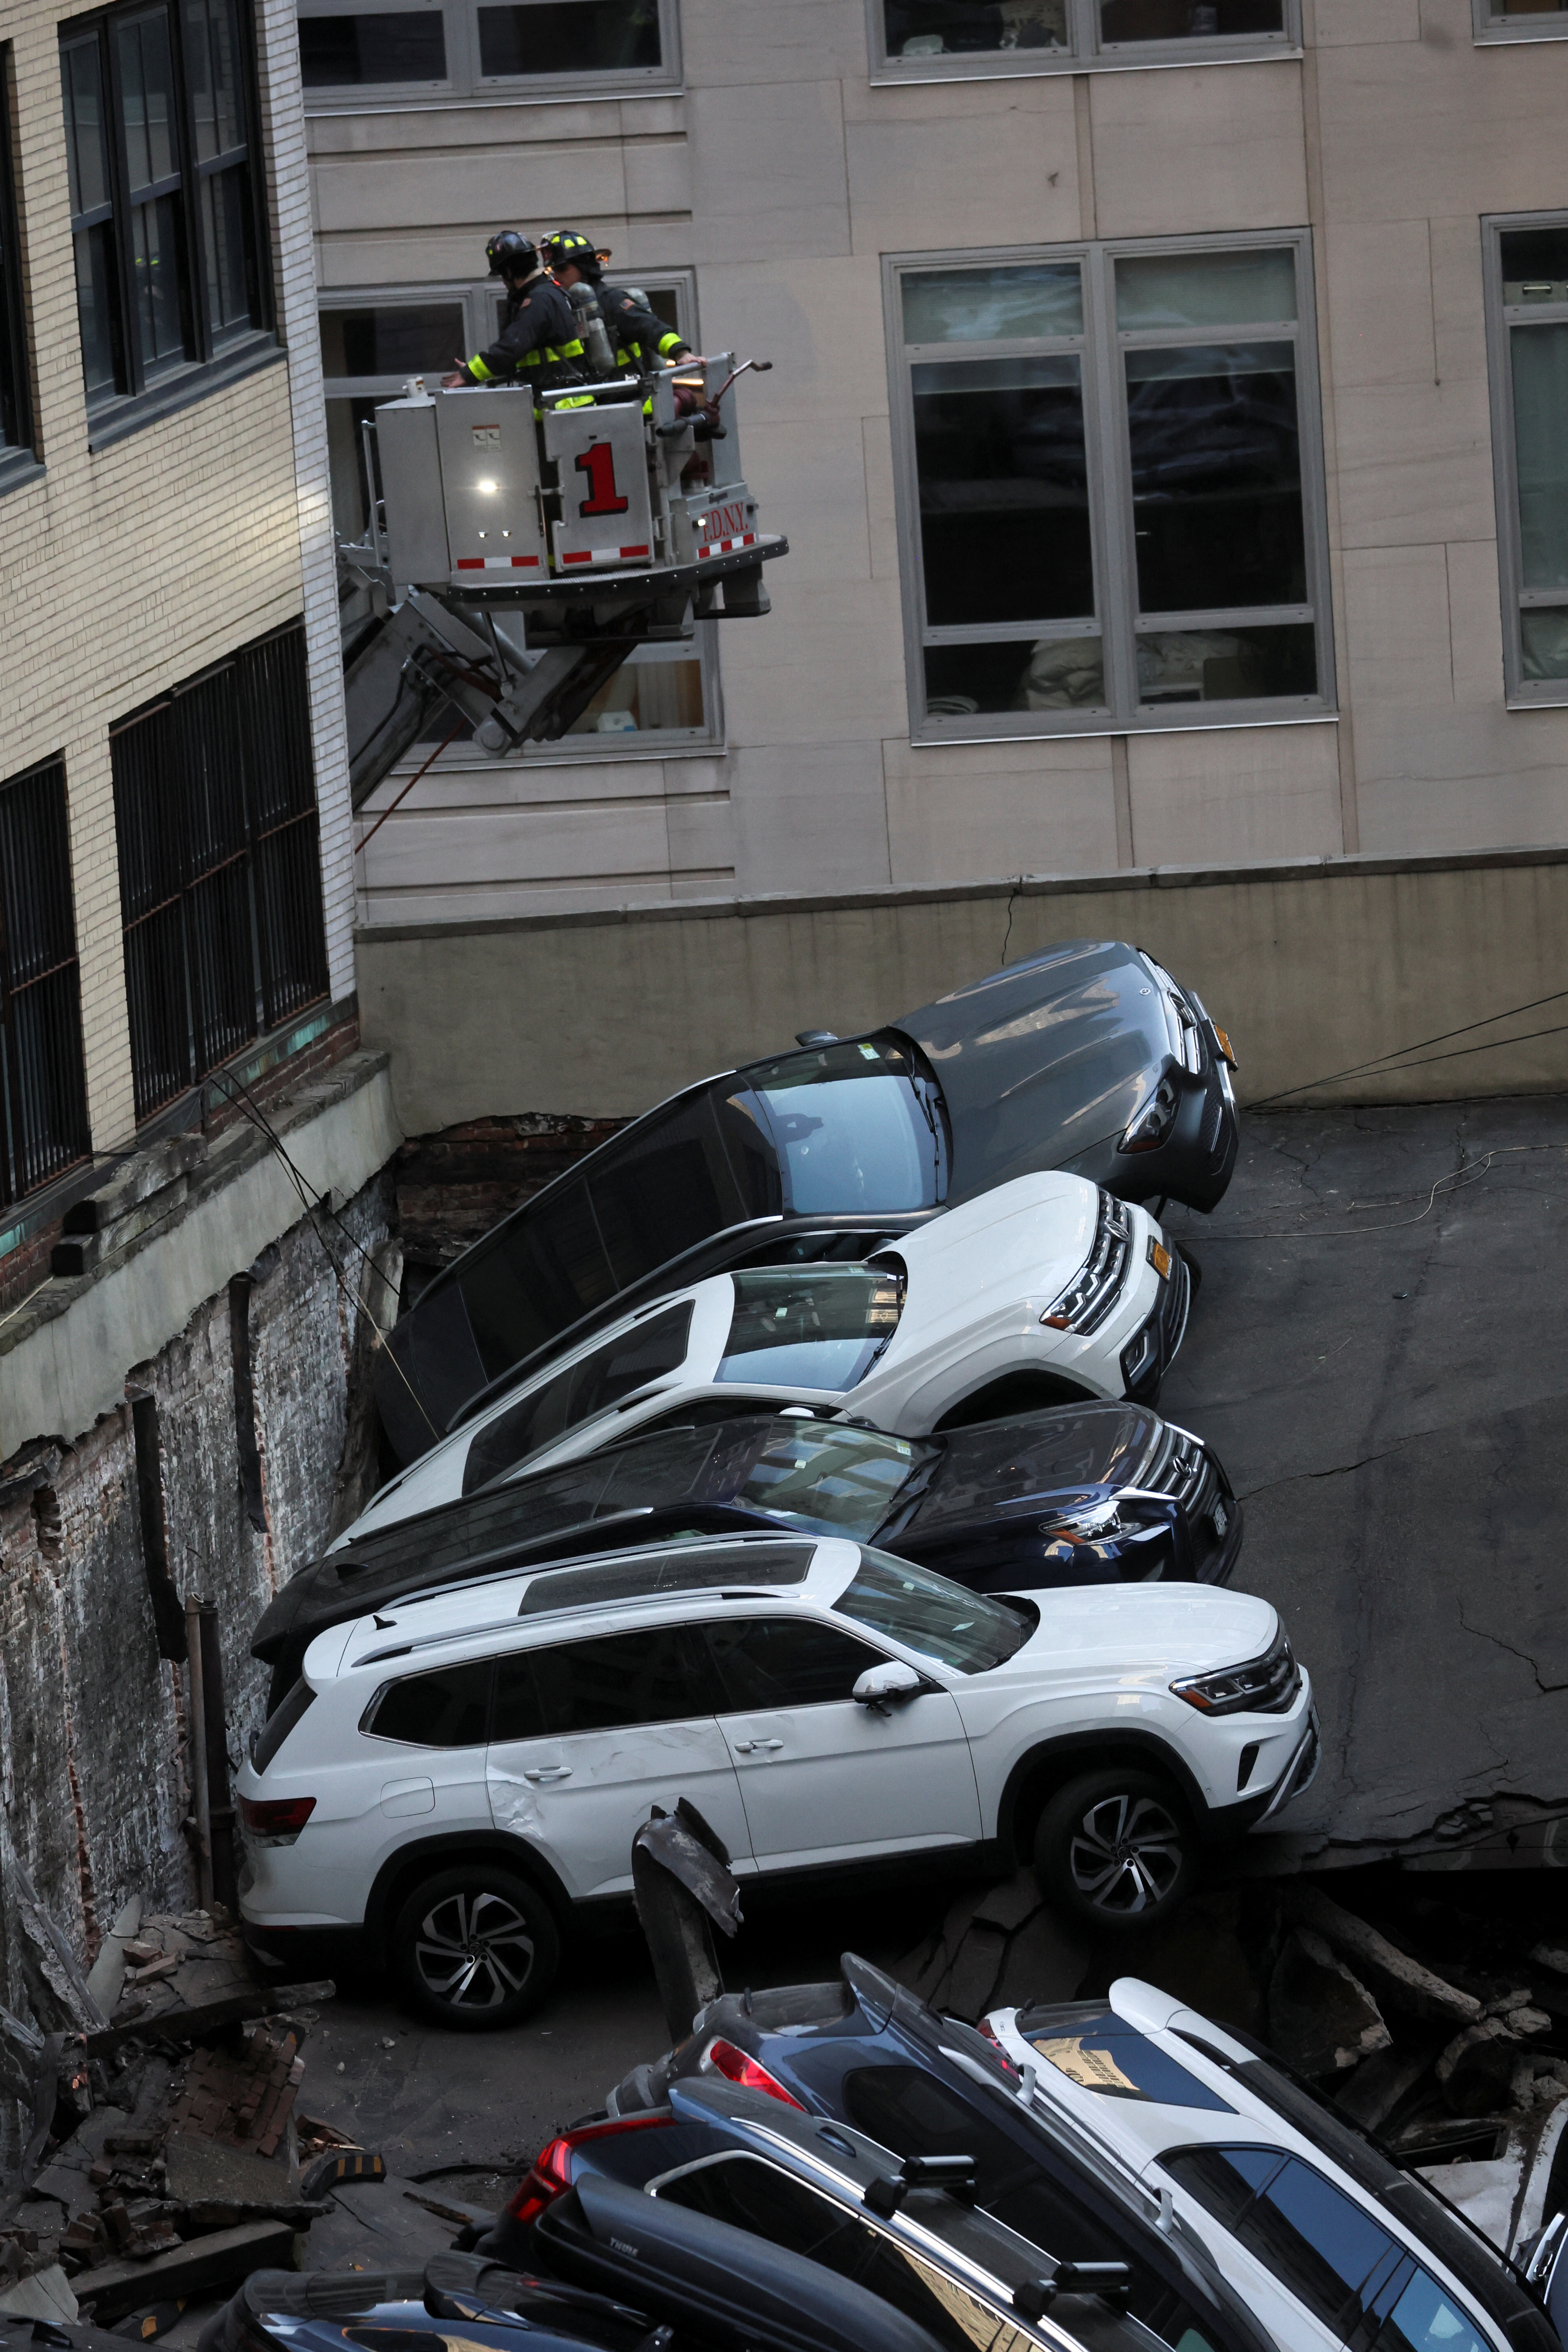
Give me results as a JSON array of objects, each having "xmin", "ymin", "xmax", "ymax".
[{"xmin": 338, "ymin": 354, "xmax": 788, "ymax": 806}]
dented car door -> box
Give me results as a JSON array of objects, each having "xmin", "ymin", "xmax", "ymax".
[{"xmin": 484, "ymin": 1621, "xmax": 753, "ymax": 1900}]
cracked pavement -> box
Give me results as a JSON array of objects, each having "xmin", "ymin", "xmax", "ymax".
[{"xmin": 1160, "ymin": 1093, "xmax": 1568, "ymax": 1865}]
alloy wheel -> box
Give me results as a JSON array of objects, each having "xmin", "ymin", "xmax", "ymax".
[
  {"xmin": 1066, "ymin": 1791, "xmax": 1184, "ymax": 1917},
  {"xmin": 410, "ymin": 1886, "xmax": 536, "ymax": 2012}
]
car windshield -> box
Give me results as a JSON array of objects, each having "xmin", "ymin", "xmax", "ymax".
[
  {"xmin": 730, "ymin": 1422, "xmax": 934, "ymax": 1538},
  {"xmin": 718, "ymin": 1268, "xmax": 904, "ymax": 1392},
  {"xmin": 834, "ymin": 1548, "xmax": 1033, "ymax": 1673},
  {"xmin": 749, "ymin": 1035, "xmax": 947, "ymax": 1213}
]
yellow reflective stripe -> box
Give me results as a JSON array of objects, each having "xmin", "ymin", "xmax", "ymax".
[
  {"xmin": 657, "ymin": 331, "xmax": 683, "ymax": 356},
  {"xmin": 561, "ymin": 337, "xmax": 585, "ymax": 358},
  {"xmin": 467, "ymin": 352, "xmax": 495, "ymax": 382},
  {"xmin": 556, "ymin": 393, "xmax": 594, "ymax": 409}
]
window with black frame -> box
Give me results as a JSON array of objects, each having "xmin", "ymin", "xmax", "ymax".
[
  {"xmin": 890, "ymin": 235, "xmax": 1332, "ymax": 737},
  {"xmin": 112, "ymin": 623, "xmax": 329, "ymax": 1124},
  {"xmin": 873, "ymin": 0, "xmax": 1297, "ymax": 77},
  {"xmin": 0, "ymin": 759, "xmax": 92, "ymax": 1209},
  {"xmin": 1484, "ymin": 215, "xmax": 1568, "ymax": 700},
  {"xmin": 296, "ymin": 0, "xmax": 678, "ymax": 100},
  {"xmin": 0, "ymin": 46, "xmax": 35, "ymax": 484},
  {"xmin": 59, "ymin": 0, "xmax": 270, "ymax": 430}
]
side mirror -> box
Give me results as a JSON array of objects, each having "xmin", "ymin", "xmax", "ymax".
[{"xmin": 853, "ymin": 1660, "xmax": 922, "ymax": 1710}]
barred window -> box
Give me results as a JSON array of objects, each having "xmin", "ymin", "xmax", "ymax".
[
  {"xmin": 112, "ymin": 623, "xmax": 330, "ymax": 1124},
  {"xmin": 59, "ymin": 0, "xmax": 272, "ymax": 437},
  {"xmin": 0, "ymin": 759, "xmax": 91, "ymax": 1209}
]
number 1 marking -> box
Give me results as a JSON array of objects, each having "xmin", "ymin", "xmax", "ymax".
[{"xmin": 576, "ymin": 441, "xmax": 629, "ymax": 517}]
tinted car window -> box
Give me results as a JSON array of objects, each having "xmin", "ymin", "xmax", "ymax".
[
  {"xmin": 1026, "ymin": 2013, "xmax": 1233, "ymax": 2110},
  {"xmin": 705, "ymin": 1616, "xmax": 884, "ymax": 1708},
  {"xmin": 656, "ymin": 2157, "xmax": 1035, "ymax": 2352},
  {"xmin": 254, "ymin": 1678, "xmax": 316, "ymax": 1772},
  {"xmin": 1371, "ymin": 2266, "xmax": 1490, "ymax": 2352},
  {"xmin": 365, "ymin": 1660, "xmax": 494, "ymax": 1746},
  {"xmin": 463, "ymin": 1304, "xmax": 694, "ymax": 1494},
  {"xmin": 1163, "ymin": 2148, "xmax": 1394, "ymax": 2333},
  {"xmin": 517, "ymin": 1540, "xmax": 815, "ymax": 1618},
  {"xmin": 493, "ymin": 1626, "xmax": 715, "ymax": 1740},
  {"xmin": 719, "ymin": 1268, "xmax": 903, "ymax": 1392},
  {"xmin": 749, "ymin": 1036, "xmax": 947, "ymax": 1214}
]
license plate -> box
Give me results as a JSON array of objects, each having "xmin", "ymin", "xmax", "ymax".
[
  {"xmin": 1149, "ymin": 1239, "xmax": 1171, "ymax": 1280},
  {"xmin": 1213, "ymin": 1499, "xmax": 1229, "ymax": 1538}
]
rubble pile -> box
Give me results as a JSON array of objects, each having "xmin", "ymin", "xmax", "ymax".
[
  {"xmin": 898, "ymin": 1867, "xmax": 1568, "ymax": 2214},
  {"xmin": 0, "ymin": 1893, "xmax": 341, "ymax": 2328}
]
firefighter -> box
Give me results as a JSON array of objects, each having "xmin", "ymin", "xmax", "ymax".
[
  {"xmin": 539, "ymin": 229, "xmax": 692, "ymax": 375},
  {"xmin": 441, "ymin": 230, "xmax": 587, "ymax": 394}
]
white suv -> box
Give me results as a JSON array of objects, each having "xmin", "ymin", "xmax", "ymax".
[{"xmin": 236, "ymin": 1535, "xmax": 1316, "ymax": 2030}]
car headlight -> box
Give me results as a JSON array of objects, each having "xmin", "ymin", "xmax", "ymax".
[
  {"xmin": 1119, "ymin": 1070, "xmax": 1180, "ymax": 1155},
  {"xmin": 1170, "ymin": 1634, "xmax": 1299, "ymax": 1716},
  {"xmin": 1041, "ymin": 1192, "xmax": 1132, "ymax": 1336}
]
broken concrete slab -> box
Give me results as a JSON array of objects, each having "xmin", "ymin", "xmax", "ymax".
[
  {"xmin": 83, "ymin": 1901, "xmax": 141, "ymax": 2024},
  {"xmin": 67, "ymin": 2219, "xmax": 299, "ymax": 2323},
  {"xmin": 971, "ymin": 1872, "xmax": 1045, "ymax": 1936},
  {"xmin": 943, "ymin": 1924, "xmax": 1009, "ymax": 2024},
  {"xmin": 1438, "ymin": 2020, "xmax": 1523, "ymax": 2117},
  {"xmin": 1285, "ymin": 1888, "xmax": 1482, "ymax": 2026},
  {"xmin": 0, "ymin": 2267, "xmax": 77, "ymax": 2324},
  {"xmin": 992, "ymin": 1909, "xmax": 1091, "ymax": 2013},
  {"xmin": 1335, "ymin": 2044, "xmax": 1439, "ymax": 2132},
  {"xmin": 1269, "ymin": 1928, "xmax": 1392, "ymax": 2076}
]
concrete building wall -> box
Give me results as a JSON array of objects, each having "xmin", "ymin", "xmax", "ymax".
[
  {"xmin": 314, "ymin": 0, "xmax": 1568, "ymax": 929},
  {"xmin": 0, "ymin": 0, "xmax": 354, "ymax": 1160},
  {"xmin": 355, "ymin": 846, "xmax": 1568, "ymax": 1132}
]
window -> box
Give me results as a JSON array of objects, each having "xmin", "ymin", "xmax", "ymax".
[
  {"xmin": 0, "ymin": 759, "xmax": 91, "ymax": 1209},
  {"xmin": 1019, "ymin": 2009, "xmax": 1234, "ymax": 2108},
  {"xmin": 112, "ymin": 622, "xmax": 330, "ymax": 1124},
  {"xmin": 324, "ymin": 275, "xmax": 721, "ymax": 754},
  {"xmin": 888, "ymin": 234, "xmax": 1333, "ymax": 739},
  {"xmin": 297, "ymin": 0, "xmax": 680, "ymax": 101},
  {"xmin": 1483, "ymin": 216, "xmax": 1568, "ymax": 700},
  {"xmin": 492, "ymin": 1624, "xmax": 715, "ymax": 1738},
  {"xmin": 365, "ymin": 1657, "xmax": 494, "ymax": 1743},
  {"xmin": 0, "ymin": 47, "xmax": 35, "ymax": 482},
  {"xmin": 516, "ymin": 1539, "xmax": 815, "ymax": 1616},
  {"xmin": 835, "ymin": 1551, "xmax": 1032, "ymax": 1672},
  {"xmin": 748, "ymin": 1035, "xmax": 948, "ymax": 1212},
  {"xmin": 59, "ymin": 0, "xmax": 270, "ymax": 433},
  {"xmin": 719, "ymin": 1268, "xmax": 904, "ymax": 1392},
  {"xmin": 872, "ymin": 0, "xmax": 1298, "ymax": 79},
  {"xmin": 461, "ymin": 1302, "xmax": 695, "ymax": 1492},
  {"xmin": 704, "ymin": 1616, "xmax": 885, "ymax": 1709},
  {"xmin": 729, "ymin": 1424, "xmax": 927, "ymax": 1539},
  {"xmin": 1161, "ymin": 2148, "xmax": 1395, "ymax": 2334},
  {"xmin": 1475, "ymin": 1, "xmax": 1568, "ymax": 40}
]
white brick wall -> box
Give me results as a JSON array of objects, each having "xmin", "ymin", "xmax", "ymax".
[{"xmin": 0, "ymin": 0, "xmax": 351, "ymax": 1155}]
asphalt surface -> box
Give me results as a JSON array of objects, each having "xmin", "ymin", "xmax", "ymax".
[
  {"xmin": 157, "ymin": 1092, "xmax": 1568, "ymax": 2321},
  {"xmin": 1160, "ymin": 1092, "xmax": 1568, "ymax": 1865}
]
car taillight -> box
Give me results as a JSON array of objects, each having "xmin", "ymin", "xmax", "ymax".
[
  {"xmin": 238, "ymin": 1795, "xmax": 316, "ymax": 1844},
  {"xmin": 699, "ymin": 2036, "xmax": 804, "ymax": 2108},
  {"xmin": 503, "ymin": 2113, "xmax": 673, "ymax": 2228},
  {"xmin": 977, "ymin": 2021, "xmax": 1020, "ymax": 2080}
]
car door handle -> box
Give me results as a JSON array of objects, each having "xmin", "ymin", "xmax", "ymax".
[
  {"xmin": 732, "ymin": 1738, "xmax": 783, "ymax": 1755},
  {"xmin": 522, "ymin": 1765, "xmax": 573, "ymax": 1782}
]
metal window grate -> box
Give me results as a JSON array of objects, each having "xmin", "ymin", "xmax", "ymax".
[
  {"xmin": 113, "ymin": 621, "xmax": 329, "ymax": 1124},
  {"xmin": 0, "ymin": 758, "xmax": 92, "ymax": 1207}
]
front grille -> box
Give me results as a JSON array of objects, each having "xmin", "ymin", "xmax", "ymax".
[{"xmin": 1252, "ymin": 1636, "xmax": 1302, "ymax": 1714}]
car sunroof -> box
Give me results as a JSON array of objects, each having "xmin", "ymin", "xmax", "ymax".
[{"xmin": 516, "ymin": 1539, "xmax": 816, "ymax": 1616}]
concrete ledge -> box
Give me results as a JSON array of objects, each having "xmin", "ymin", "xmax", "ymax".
[
  {"xmin": 355, "ymin": 845, "xmax": 1568, "ymax": 1131},
  {"xmin": 1, "ymin": 1051, "xmax": 403, "ymax": 1461}
]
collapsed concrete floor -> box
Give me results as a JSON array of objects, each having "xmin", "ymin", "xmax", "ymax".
[{"xmin": 1160, "ymin": 1092, "xmax": 1568, "ymax": 1868}]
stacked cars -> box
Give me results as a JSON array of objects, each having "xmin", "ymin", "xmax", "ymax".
[{"xmin": 239, "ymin": 935, "xmax": 1281, "ymax": 2003}]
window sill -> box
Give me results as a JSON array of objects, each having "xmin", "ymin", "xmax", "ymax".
[
  {"xmin": 910, "ymin": 706, "xmax": 1337, "ymax": 747},
  {"xmin": 870, "ymin": 42, "xmax": 1300, "ymax": 83},
  {"xmin": 86, "ymin": 335, "xmax": 285, "ymax": 453},
  {"xmin": 0, "ymin": 446, "xmax": 44, "ymax": 499},
  {"xmin": 303, "ymin": 77, "xmax": 682, "ymax": 115}
]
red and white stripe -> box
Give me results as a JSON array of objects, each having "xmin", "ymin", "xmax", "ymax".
[
  {"xmin": 559, "ymin": 545, "xmax": 652, "ymax": 567},
  {"xmin": 698, "ymin": 531, "xmax": 757, "ymax": 560},
  {"xmin": 454, "ymin": 554, "xmax": 541, "ymax": 570}
]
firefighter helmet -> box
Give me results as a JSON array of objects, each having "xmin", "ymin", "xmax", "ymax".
[
  {"xmin": 485, "ymin": 229, "xmax": 539, "ymax": 279},
  {"xmin": 541, "ymin": 228, "xmax": 605, "ymax": 283}
]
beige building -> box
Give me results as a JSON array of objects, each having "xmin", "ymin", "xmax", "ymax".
[
  {"xmin": 0, "ymin": 0, "xmax": 356, "ymax": 1282},
  {"xmin": 306, "ymin": 0, "xmax": 1568, "ymax": 927}
]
